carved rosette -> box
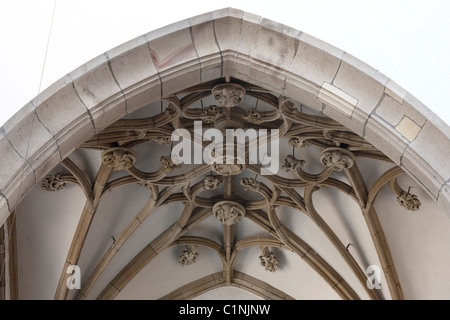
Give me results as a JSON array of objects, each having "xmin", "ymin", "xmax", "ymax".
[
  {"xmin": 160, "ymin": 156, "xmax": 181, "ymax": 173},
  {"xmin": 320, "ymin": 147, "xmax": 354, "ymax": 171},
  {"xmin": 213, "ymin": 201, "xmax": 246, "ymax": 226},
  {"xmin": 101, "ymin": 147, "xmax": 136, "ymax": 171},
  {"xmin": 259, "ymin": 247, "xmax": 279, "ymax": 272},
  {"xmin": 179, "ymin": 245, "xmax": 199, "ymax": 266},
  {"xmin": 288, "ymin": 137, "xmax": 312, "ymax": 148},
  {"xmin": 203, "ymin": 175, "xmax": 223, "ymax": 190},
  {"xmin": 201, "ymin": 105, "xmax": 223, "ymax": 124},
  {"xmin": 282, "ymin": 155, "xmax": 306, "ymax": 172},
  {"xmin": 397, "ymin": 191, "xmax": 421, "ymax": 211},
  {"xmin": 212, "ymin": 83, "xmax": 246, "ymax": 108},
  {"xmin": 240, "ymin": 177, "xmax": 262, "ymax": 192},
  {"xmin": 41, "ymin": 174, "xmax": 65, "ymax": 192},
  {"xmin": 242, "ymin": 108, "xmax": 263, "ymax": 124}
]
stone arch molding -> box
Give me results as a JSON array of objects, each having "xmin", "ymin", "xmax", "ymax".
[{"xmin": 1, "ymin": 7, "xmax": 449, "ymax": 227}]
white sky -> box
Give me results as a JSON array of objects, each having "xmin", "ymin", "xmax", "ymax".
[{"xmin": 0, "ymin": 0, "xmax": 449, "ymax": 126}]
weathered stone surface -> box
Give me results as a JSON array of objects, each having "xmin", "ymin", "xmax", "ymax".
[
  {"xmin": 376, "ymin": 94, "xmax": 426, "ymax": 129},
  {"xmin": 438, "ymin": 183, "xmax": 450, "ymax": 213},
  {"xmin": 364, "ymin": 115, "xmax": 408, "ymax": 165},
  {"xmin": 36, "ymin": 83, "xmax": 89, "ymax": 136},
  {"xmin": 395, "ymin": 116, "xmax": 422, "ymax": 142},
  {"xmin": 192, "ymin": 21, "xmax": 222, "ymax": 82},
  {"xmin": 290, "ymin": 33, "xmax": 343, "ymax": 86},
  {"xmin": 3, "ymin": 104, "xmax": 54, "ymax": 160},
  {"xmin": 318, "ymin": 82, "xmax": 358, "ymax": 118},
  {"xmin": 333, "ymin": 53, "xmax": 388, "ymax": 115},
  {"xmin": 408, "ymin": 121, "xmax": 450, "ymax": 183}
]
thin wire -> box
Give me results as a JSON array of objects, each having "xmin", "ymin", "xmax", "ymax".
[
  {"xmin": 255, "ymin": 153, "xmax": 267, "ymax": 180},
  {"xmin": 1, "ymin": 0, "xmax": 58, "ymax": 286}
]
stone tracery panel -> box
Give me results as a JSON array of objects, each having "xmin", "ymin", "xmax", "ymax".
[{"xmin": 42, "ymin": 79, "xmax": 409, "ymax": 300}]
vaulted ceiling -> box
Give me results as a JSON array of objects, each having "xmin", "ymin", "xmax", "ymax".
[{"xmin": 1, "ymin": 8, "xmax": 450, "ymax": 300}]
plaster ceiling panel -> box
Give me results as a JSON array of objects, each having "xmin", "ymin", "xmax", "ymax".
[
  {"xmin": 275, "ymin": 204, "xmax": 371, "ymax": 300},
  {"xmin": 182, "ymin": 214, "xmax": 224, "ymax": 246},
  {"xmin": 354, "ymin": 156, "xmax": 397, "ymax": 191},
  {"xmin": 114, "ymin": 246, "xmax": 223, "ymax": 299},
  {"xmin": 375, "ymin": 173, "xmax": 450, "ymax": 299},
  {"xmin": 233, "ymin": 216, "xmax": 272, "ymax": 243},
  {"xmin": 233, "ymin": 245, "xmax": 341, "ymax": 300},
  {"xmin": 310, "ymin": 187, "xmax": 389, "ymax": 299},
  {"xmin": 194, "ymin": 286, "xmax": 263, "ymax": 300},
  {"xmin": 67, "ymin": 149, "xmax": 103, "ymax": 182},
  {"xmin": 15, "ymin": 183, "xmax": 86, "ymax": 299},
  {"xmin": 84, "ymin": 201, "xmax": 186, "ymax": 299},
  {"xmin": 76, "ymin": 183, "xmax": 152, "ymax": 285}
]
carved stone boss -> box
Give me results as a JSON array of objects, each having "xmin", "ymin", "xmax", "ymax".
[
  {"xmin": 259, "ymin": 247, "xmax": 279, "ymax": 272},
  {"xmin": 320, "ymin": 147, "xmax": 354, "ymax": 171},
  {"xmin": 41, "ymin": 174, "xmax": 65, "ymax": 192},
  {"xmin": 179, "ymin": 245, "xmax": 199, "ymax": 266},
  {"xmin": 397, "ymin": 190, "xmax": 421, "ymax": 211},
  {"xmin": 101, "ymin": 147, "xmax": 136, "ymax": 171},
  {"xmin": 212, "ymin": 83, "xmax": 246, "ymax": 108},
  {"xmin": 212, "ymin": 201, "xmax": 246, "ymax": 226}
]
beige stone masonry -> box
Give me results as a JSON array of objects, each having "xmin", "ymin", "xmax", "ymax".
[
  {"xmin": 107, "ymin": 39, "xmax": 161, "ymax": 115},
  {"xmin": 438, "ymin": 183, "xmax": 450, "ymax": 211},
  {"xmin": 407, "ymin": 121, "xmax": 450, "ymax": 185},
  {"xmin": 395, "ymin": 116, "xmax": 421, "ymax": 142},
  {"xmin": 318, "ymin": 82, "xmax": 358, "ymax": 118},
  {"xmin": 385, "ymin": 79, "xmax": 407, "ymax": 104},
  {"xmin": 219, "ymin": 15, "xmax": 257, "ymax": 82},
  {"xmin": 0, "ymin": 134, "xmax": 29, "ymax": 198},
  {"xmin": 333, "ymin": 53, "xmax": 388, "ymax": 115},
  {"xmin": 0, "ymin": 198, "xmax": 7, "ymax": 230},
  {"xmin": 36, "ymin": 82, "xmax": 88, "ymax": 136},
  {"xmin": 289, "ymin": 33, "xmax": 343, "ymax": 87},
  {"xmin": 364, "ymin": 115, "xmax": 409, "ymax": 165},
  {"xmin": 376, "ymin": 95, "xmax": 426, "ymax": 129},
  {"xmin": 147, "ymin": 28, "xmax": 201, "ymax": 96},
  {"xmin": 3, "ymin": 103, "xmax": 53, "ymax": 161},
  {"xmin": 72, "ymin": 59, "xmax": 127, "ymax": 133},
  {"xmin": 191, "ymin": 21, "xmax": 222, "ymax": 82}
]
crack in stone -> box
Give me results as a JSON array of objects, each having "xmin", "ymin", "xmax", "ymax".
[
  {"xmin": 105, "ymin": 53, "xmax": 129, "ymax": 114},
  {"xmin": 30, "ymin": 96, "xmax": 54, "ymax": 138},
  {"xmin": 189, "ymin": 26, "xmax": 203, "ymax": 82},
  {"xmin": 362, "ymin": 92, "xmax": 386, "ymax": 139},
  {"xmin": 283, "ymin": 32, "xmax": 303, "ymax": 93},
  {"xmin": 212, "ymin": 19, "xmax": 224, "ymax": 79},
  {"xmin": 0, "ymin": 191, "xmax": 11, "ymax": 212},
  {"xmin": 144, "ymin": 35, "xmax": 164, "ymax": 99},
  {"xmin": 4, "ymin": 135, "xmax": 25, "ymax": 161},
  {"xmin": 2, "ymin": 131, "xmax": 37, "ymax": 189},
  {"xmin": 32, "ymin": 108, "xmax": 62, "ymax": 161},
  {"xmin": 71, "ymin": 82, "xmax": 96, "ymax": 133},
  {"xmin": 331, "ymin": 55, "xmax": 343, "ymax": 85}
]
